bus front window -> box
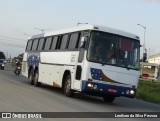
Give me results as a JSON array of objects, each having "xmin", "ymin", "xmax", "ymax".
[
  {"xmin": 87, "ymin": 31, "xmax": 118, "ymax": 64},
  {"xmin": 118, "ymin": 37, "xmax": 140, "ymax": 69},
  {"xmin": 87, "ymin": 31, "xmax": 140, "ymax": 70}
]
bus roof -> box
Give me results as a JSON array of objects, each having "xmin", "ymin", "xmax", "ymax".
[
  {"xmin": 30, "ymin": 24, "xmax": 140, "ymax": 40},
  {"xmin": 30, "ymin": 33, "xmax": 44, "ymax": 39}
]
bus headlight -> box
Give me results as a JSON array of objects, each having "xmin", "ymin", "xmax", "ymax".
[
  {"xmin": 87, "ymin": 83, "xmax": 93, "ymax": 88},
  {"xmin": 130, "ymin": 90, "xmax": 135, "ymax": 95},
  {"xmin": 2, "ymin": 64, "xmax": 4, "ymax": 66}
]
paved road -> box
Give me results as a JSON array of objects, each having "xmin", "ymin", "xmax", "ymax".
[{"xmin": 0, "ymin": 64, "xmax": 159, "ymax": 121}]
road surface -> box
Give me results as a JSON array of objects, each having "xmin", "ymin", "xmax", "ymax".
[{"xmin": 0, "ymin": 64, "xmax": 159, "ymax": 121}]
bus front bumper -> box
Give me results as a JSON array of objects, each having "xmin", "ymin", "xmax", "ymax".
[{"xmin": 81, "ymin": 81, "xmax": 136, "ymax": 98}]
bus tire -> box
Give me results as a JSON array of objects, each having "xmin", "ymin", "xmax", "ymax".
[
  {"xmin": 64, "ymin": 75, "xmax": 74, "ymax": 97},
  {"xmin": 34, "ymin": 70, "xmax": 41, "ymax": 87},
  {"xmin": 103, "ymin": 96, "xmax": 115, "ymax": 103},
  {"xmin": 29, "ymin": 69, "xmax": 34, "ymax": 85}
]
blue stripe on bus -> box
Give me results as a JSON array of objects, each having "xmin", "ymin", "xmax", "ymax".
[
  {"xmin": 81, "ymin": 80, "xmax": 136, "ymax": 98},
  {"xmin": 27, "ymin": 52, "xmax": 40, "ymax": 70}
]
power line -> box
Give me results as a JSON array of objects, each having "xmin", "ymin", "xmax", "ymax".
[
  {"xmin": 0, "ymin": 44, "xmax": 25, "ymax": 48},
  {"xmin": 0, "ymin": 42, "xmax": 25, "ymax": 46},
  {"xmin": 0, "ymin": 35, "xmax": 26, "ymax": 41},
  {"xmin": 0, "ymin": 41, "xmax": 25, "ymax": 46},
  {"xmin": 0, "ymin": 39, "xmax": 27, "ymax": 44},
  {"xmin": 145, "ymin": 43, "xmax": 160, "ymax": 48},
  {"xmin": 34, "ymin": 28, "xmax": 51, "ymax": 34},
  {"xmin": 0, "ymin": 40, "xmax": 26, "ymax": 46},
  {"xmin": 0, "ymin": 41, "xmax": 25, "ymax": 48},
  {"xmin": 0, "ymin": 37, "xmax": 27, "ymax": 42}
]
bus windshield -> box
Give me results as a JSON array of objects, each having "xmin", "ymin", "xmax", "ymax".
[{"xmin": 87, "ymin": 31, "xmax": 140, "ymax": 70}]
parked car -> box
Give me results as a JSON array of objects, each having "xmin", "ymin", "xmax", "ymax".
[
  {"xmin": 3, "ymin": 60, "xmax": 7, "ymax": 64},
  {"xmin": 0, "ymin": 60, "xmax": 5, "ymax": 70}
]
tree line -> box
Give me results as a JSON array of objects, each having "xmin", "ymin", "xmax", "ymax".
[{"xmin": 0, "ymin": 51, "xmax": 5, "ymax": 59}]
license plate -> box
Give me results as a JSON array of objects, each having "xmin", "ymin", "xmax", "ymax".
[{"xmin": 108, "ymin": 88, "xmax": 117, "ymax": 93}]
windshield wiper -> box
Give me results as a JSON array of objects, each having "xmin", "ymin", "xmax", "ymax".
[
  {"xmin": 101, "ymin": 61, "xmax": 107, "ymax": 66},
  {"xmin": 126, "ymin": 65, "xmax": 130, "ymax": 70},
  {"xmin": 125, "ymin": 62, "xmax": 130, "ymax": 70}
]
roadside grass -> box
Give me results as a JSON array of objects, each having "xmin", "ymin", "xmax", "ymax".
[{"xmin": 136, "ymin": 79, "xmax": 160, "ymax": 104}]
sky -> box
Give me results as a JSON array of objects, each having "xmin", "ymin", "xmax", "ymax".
[{"xmin": 0, "ymin": 0, "xmax": 160, "ymax": 58}]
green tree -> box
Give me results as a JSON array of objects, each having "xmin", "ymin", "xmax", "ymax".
[{"xmin": 0, "ymin": 51, "xmax": 6, "ymax": 59}]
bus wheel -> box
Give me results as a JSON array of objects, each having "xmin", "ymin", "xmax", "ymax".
[
  {"xmin": 103, "ymin": 96, "xmax": 115, "ymax": 103},
  {"xmin": 29, "ymin": 69, "xmax": 34, "ymax": 85},
  {"xmin": 64, "ymin": 75, "xmax": 74, "ymax": 97},
  {"xmin": 34, "ymin": 71, "xmax": 41, "ymax": 87}
]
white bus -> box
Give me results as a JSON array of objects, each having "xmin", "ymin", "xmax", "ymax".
[{"xmin": 22, "ymin": 24, "xmax": 140, "ymax": 103}]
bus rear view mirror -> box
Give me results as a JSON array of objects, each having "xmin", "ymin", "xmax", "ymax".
[{"xmin": 80, "ymin": 36, "xmax": 87, "ymax": 48}]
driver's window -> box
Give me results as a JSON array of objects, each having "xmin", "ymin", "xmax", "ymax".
[{"xmin": 118, "ymin": 37, "xmax": 133, "ymax": 66}]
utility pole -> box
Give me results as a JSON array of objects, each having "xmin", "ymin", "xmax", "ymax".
[{"xmin": 137, "ymin": 23, "xmax": 146, "ymax": 77}]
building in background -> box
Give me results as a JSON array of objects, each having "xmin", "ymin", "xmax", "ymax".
[
  {"xmin": 140, "ymin": 53, "xmax": 160, "ymax": 80},
  {"xmin": 148, "ymin": 53, "xmax": 160, "ymax": 64}
]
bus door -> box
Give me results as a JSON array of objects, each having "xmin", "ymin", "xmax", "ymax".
[{"xmin": 73, "ymin": 32, "xmax": 89, "ymax": 91}]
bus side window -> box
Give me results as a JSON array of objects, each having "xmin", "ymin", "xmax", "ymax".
[
  {"xmin": 26, "ymin": 40, "xmax": 33, "ymax": 51},
  {"xmin": 37, "ymin": 38, "xmax": 45, "ymax": 50},
  {"xmin": 44, "ymin": 37, "xmax": 52, "ymax": 50},
  {"xmin": 51, "ymin": 36, "xmax": 58, "ymax": 50},
  {"xmin": 76, "ymin": 33, "xmax": 81, "ymax": 48},
  {"xmin": 56, "ymin": 36, "xmax": 62, "ymax": 49},
  {"xmin": 78, "ymin": 31, "xmax": 89, "ymax": 48},
  {"xmin": 32, "ymin": 39, "xmax": 39, "ymax": 51},
  {"xmin": 60, "ymin": 34, "xmax": 69, "ymax": 50},
  {"xmin": 68, "ymin": 32, "xmax": 80, "ymax": 49}
]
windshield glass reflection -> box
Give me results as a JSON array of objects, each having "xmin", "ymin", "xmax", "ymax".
[{"xmin": 87, "ymin": 31, "xmax": 140, "ymax": 70}]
